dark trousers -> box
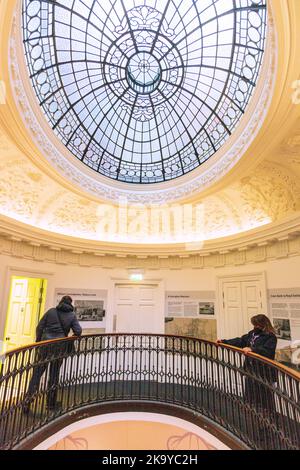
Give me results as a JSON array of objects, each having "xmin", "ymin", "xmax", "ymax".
[
  {"xmin": 243, "ymin": 359, "xmax": 277, "ymax": 417},
  {"xmin": 26, "ymin": 358, "xmax": 63, "ymax": 407},
  {"xmin": 244, "ymin": 375, "xmax": 277, "ymax": 443},
  {"xmin": 244, "ymin": 376, "xmax": 276, "ymax": 413}
]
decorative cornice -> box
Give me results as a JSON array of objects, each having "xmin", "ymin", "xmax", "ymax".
[
  {"xmin": 8, "ymin": 1, "xmax": 277, "ymax": 205},
  {"xmin": 0, "ymin": 232, "xmax": 299, "ymax": 270}
]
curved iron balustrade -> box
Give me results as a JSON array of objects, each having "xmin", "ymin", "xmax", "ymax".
[{"xmin": 0, "ymin": 334, "xmax": 299, "ymax": 450}]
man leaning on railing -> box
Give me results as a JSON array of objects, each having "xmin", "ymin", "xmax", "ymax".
[{"xmin": 23, "ymin": 296, "xmax": 82, "ymax": 414}]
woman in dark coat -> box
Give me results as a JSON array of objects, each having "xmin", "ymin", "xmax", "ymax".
[
  {"xmin": 219, "ymin": 315, "xmax": 278, "ymax": 438},
  {"xmin": 220, "ymin": 315, "xmax": 277, "ymax": 358}
]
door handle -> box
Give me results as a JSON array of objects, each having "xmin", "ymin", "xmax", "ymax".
[{"xmin": 6, "ymin": 337, "xmax": 10, "ymax": 341}]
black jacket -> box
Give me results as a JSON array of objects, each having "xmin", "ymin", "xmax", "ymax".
[
  {"xmin": 36, "ymin": 302, "xmax": 82, "ymax": 342},
  {"xmin": 222, "ymin": 329, "xmax": 277, "ymax": 360},
  {"xmin": 222, "ymin": 329, "xmax": 278, "ymax": 382}
]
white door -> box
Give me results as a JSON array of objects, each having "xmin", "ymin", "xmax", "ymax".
[
  {"xmin": 115, "ymin": 284, "xmax": 162, "ymax": 334},
  {"xmin": 241, "ymin": 280, "xmax": 263, "ymax": 331},
  {"xmin": 222, "ymin": 282, "xmax": 244, "ymax": 339},
  {"xmin": 221, "ymin": 277, "xmax": 264, "ymax": 339}
]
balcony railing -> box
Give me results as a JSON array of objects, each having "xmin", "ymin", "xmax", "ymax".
[{"xmin": 0, "ymin": 334, "xmax": 299, "ymax": 450}]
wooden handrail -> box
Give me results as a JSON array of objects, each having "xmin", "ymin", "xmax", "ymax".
[
  {"xmin": 3, "ymin": 333, "xmax": 216, "ymax": 356},
  {"xmin": 218, "ymin": 342, "xmax": 300, "ymax": 380},
  {"xmin": 3, "ymin": 335, "xmax": 77, "ymax": 356}
]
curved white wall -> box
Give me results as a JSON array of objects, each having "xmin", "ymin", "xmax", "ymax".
[{"xmin": 1, "ymin": 251, "xmax": 300, "ymax": 343}]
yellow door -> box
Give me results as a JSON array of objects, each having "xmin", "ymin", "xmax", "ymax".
[{"xmin": 4, "ymin": 277, "xmax": 47, "ymax": 352}]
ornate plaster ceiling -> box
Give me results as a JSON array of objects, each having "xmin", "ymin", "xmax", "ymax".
[
  {"xmin": 0, "ymin": 130, "xmax": 300, "ymax": 245},
  {"xmin": 0, "ymin": 0, "xmax": 300, "ymax": 254}
]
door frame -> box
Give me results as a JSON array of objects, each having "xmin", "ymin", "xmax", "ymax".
[
  {"xmin": 217, "ymin": 272, "xmax": 268, "ymax": 339},
  {"xmin": 107, "ymin": 278, "xmax": 165, "ymax": 334},
  {"xmin": 1, "ymin": 266, "xmax": 54, "ymax": 345}
]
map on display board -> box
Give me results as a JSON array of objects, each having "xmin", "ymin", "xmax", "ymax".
[
  {"xmin": 165, "ymin": 291, "xmax": 217, "ymax": 342},
  {"xmin": 54, "ymin": 288, "xmax": 107, "ymax": 329}
]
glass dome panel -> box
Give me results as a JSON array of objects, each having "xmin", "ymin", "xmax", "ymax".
[{"xmin": 22, "ymin": 0, "xmax": 267, "ymax": 184}]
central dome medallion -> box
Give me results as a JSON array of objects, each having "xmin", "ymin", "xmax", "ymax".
[
  {"xmin": 23, "ymin": 0, "xmax": 267, "ymax": 184},
  {"xmin": 127, "ymin": 52, "xmax": 161, "ymax": 94}
]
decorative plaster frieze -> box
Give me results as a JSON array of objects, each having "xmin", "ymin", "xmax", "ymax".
[
  {"xmin": 214, "ymin": 254, "xmax": 226, "ymax": 268},
  {"xmin": 79, "ymin": 254, "xmax": 95, "ymax": 267},
  {"xmin": 289, "ymin": 237, "xmax": 300, "ymax": 255},
  {"xmin": 239, "ymin": 161, "xmax": 300, "ymax": 223},
  {"xmin": 2, "ymin": 154, "xmax": 295, "ymax": 242},
  {"xmin": 0, "ymin": 231, "xmax": 300, "ymax": 269},
  {"xmin": 33, "ymin": 245, "xmax": 45, "ymax": 261},
  {"xmin": 11, "ymin": 240, "xmax": 23, "ymax": 258},
  {"xmin": 233, "ymin": 251, "xmax": 246, "ymax": 265},
  {"xmin": 55, "ymin": 251, "xmax": 68, "ymax": 265},
  {"xmin": 191, "ymin": 256, "xmax": 204, "ymax": 269},
  {"xmin": 275, "ymin": 240, "xmax": 289, "ymax": 259}
]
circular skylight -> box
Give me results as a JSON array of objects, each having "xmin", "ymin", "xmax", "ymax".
[{"xmin": 22, "ymin": 0, "xmax": 267, "ymax": 184}]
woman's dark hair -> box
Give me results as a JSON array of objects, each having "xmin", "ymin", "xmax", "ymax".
[
  {"xmin": 251, "ymin": 314, "xmax": 275, "ymax": 335},
  {"xmin": 60, "ymin": 296, "xmax": 73, "ymax": 305}
]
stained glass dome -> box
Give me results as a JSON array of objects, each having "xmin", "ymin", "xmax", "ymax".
[{"xmin": 22, "ymin": 0, "xmax": 267, "ymax": 184}]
